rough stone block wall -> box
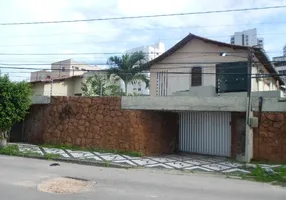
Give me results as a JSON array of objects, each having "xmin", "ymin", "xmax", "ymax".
[
  {"xmin": 25, "ymin": 96, "xmax": 179, "ymax": 156},
  {"xmin": 253, "ymin": 112, "xmax": 286, "ymax": 163}
]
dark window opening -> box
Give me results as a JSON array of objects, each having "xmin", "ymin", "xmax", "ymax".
[
  {"xmin": 216, "ymin": 62, "xmax": 248, "ymax": 93},
  {"xmin": 191, "ymin": 67, "xmax": 202, "ymax": 86}
]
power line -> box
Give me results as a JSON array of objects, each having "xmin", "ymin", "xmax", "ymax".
[
  {"xmin": 0, "ymin": 63, "xmax": 284, "ymax": 74},
  {"xmin": 2, "ymin": 32, "xmax": 286, "ymax": 47},
  {"xmin": 2, "ymin": 71, "xmax": 285, "ymax": 78},
  {"xmin": 1, "ymin": 5, "xmax": 286, "ymax": 26},
  {"xmin": 0, "ymin": 50, "xmax": 283, "ymax": 56},
  {"xmin": 0, "ymin": 60, "xmax": 284, "ymax": 66},
  {"xmin": 0, "ymin": 37, "xmax": 181, "ymax": 47},
  {"xmin": 1, "ymin": 23, "xmax": 286, "ymax": 39}
]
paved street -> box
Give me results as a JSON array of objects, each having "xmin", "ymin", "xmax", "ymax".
[
  {"xmin": 0, "ymin": 155, "xmax": 285, "ymax": 200},
  {"xmin": 15, "ymin": 143, "xmax": 282, "ymax": 174}
]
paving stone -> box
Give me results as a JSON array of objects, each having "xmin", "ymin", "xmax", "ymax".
[
  {"xmin": 113, "ymin": 160, "xmax": 137, "ymax": 166},
  {"xmin": 100, "ymin": 154, "xmax": 126, "ymax": 161},
  {"xmin": 222, "ymin": 168, "xmax": 250, "ymax": 174},
  {"xmin": 147, "ymin": 157, "xmax": 176, "ymax": 163},
  {"xmin": 184, "ymin": 159, "xmax": 210, "ymax": 165},
  {"xmin": 184, "ymin": 166, "xmax": 214, "ymax": 172},
  {"xmin": 131, "ymin": 159, "xmax": 158, "ymax": 166},
  {"xmin": 14, "ymin": 144, "xmax": 257, "ymax": 174},
  {"xmin": 201, "ymin": 164, "xmax": 232, "ymax": 171},
  {"xmin": 164, "ymin": 161, "xmax": 193, "ymax": 169},
  {"xmin": 145, "ymin": 163, "xmax": 174, "ymax": 169},
  {"xmin": 67, "ymin": 150, "xmax": 103, "ymax": 161},
  {"xmin": 217, "ymin": 162, "xmax": 243, "ymax": 168}
]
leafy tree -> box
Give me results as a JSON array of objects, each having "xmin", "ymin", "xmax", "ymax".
[
  {"xmin": 0, "ymin": 75, "xmax": 32, "ymax": 144},
  {"xmin": 107, "ymin": 51, "xmax": 149, "ymax": 96},
  {"xmin": 81, "ymin": 73, "xmax": 123, "ymax": 96}
]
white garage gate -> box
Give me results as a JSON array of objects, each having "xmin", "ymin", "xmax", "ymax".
[{"xmin": 179, "ymin": 111, "xmax": 231, "ymax": 157}]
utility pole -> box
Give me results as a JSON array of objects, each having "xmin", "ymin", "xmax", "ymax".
[
  {"xmin": 246, "ymin": 48, "xmax": 253, "ymax": 125},
  {"xmin": 243, "ymin": 47, "xmax": 254, "ymax": 162}
]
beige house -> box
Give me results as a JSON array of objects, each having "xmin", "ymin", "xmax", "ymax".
[
  {"xmin": 147, "ymin": 34, "xmax": 283, "ymax": 97},
  {"xmin": 32, "ymin": 75, "xmax": 83, "ymax": 97},
  {"xmin": 32, "ymin": 70, "xmax": 121, "ymax": 97},
  {"xmin": 122, "ymin": 33, "xmax": 284, "ymax": 162}
]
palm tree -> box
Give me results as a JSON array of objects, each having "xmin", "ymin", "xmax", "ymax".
[
  {"xmin": 81, "ymin": 73, "xmax": 123, "ymax": 96},
  {"xmin": 107, "ymin": 51, "xmax": 149, "ymax": 96}
]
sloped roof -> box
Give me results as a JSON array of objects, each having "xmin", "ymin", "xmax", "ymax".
[
  {"xmin": 30, "ymin": 75, "xmax": 83, "ymax": 84},
  {"xmin": 146, "ymin": 33, "xmax": 283, "ymax": 85}
]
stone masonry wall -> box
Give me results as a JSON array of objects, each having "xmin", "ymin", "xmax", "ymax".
[
  {"xmin": 25, "ymin": 96, "xmax": 179, "ymax": 156},
  {"xmin": 253, "ymin": 112, "xmax": 286, "ymax": 163}
]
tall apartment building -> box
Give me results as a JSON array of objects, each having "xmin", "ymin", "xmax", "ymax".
[
  {"xmin": 283, "ymin": 44, "xmax": 286, "ymax": 57},
  {"xmin": 230, "ymin": 28, "xmax": 264, "ymax": 48},
  {"xmin": 30, "ymin": 59, "xmax": 100, "ymax": 82},
  {"xmin": 127, "ymin": 42, "xmax": 165, "ymax": 61},
  {"xmin": 124, "ymin": 42, "xmax": 166, "ymax": 95}
]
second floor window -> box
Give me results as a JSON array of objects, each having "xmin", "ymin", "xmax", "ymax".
[{"xmin": 191, "ymin": 67, "xmax": 202, "ymax": 86}]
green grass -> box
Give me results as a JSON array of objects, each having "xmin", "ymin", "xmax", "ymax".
[
  {"xmin": 0, "ymin": 145, "xmax": 62, "ymax": 161},
  {"xmin": 250, "ymin": 159, "xmax": 286, "ymax": 165},
  {"xmin": 0, "ymin": 145, "xmax": 42, "ymax": 157},
  {"xmin": 241, "ymin": 165, "xmax": 286, "ymax": 186},
  {"xmin": 105, "ymin": 160, "xmax": 111, "ymax": 167},
  {"xmin": 41, "ymin": 144, "xmax": 144, "ymax": 157}
]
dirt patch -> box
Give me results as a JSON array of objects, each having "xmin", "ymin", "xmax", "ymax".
[{"xmin": 38, "ymin": 177, "xmax": 95, "ymax": 194}]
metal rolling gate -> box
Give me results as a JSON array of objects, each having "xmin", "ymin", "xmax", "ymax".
[{"xmin": 179, "ymin": 111, "xmax": 231, "ymax": 157}]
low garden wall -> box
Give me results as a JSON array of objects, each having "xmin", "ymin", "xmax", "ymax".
[
  {"xmin": 253, "ymin": 112, "xmax": 286, "ymax": 163},
  {"xmin": 22, "ymin": 96, "xmax": 179, "ymax": 156}
]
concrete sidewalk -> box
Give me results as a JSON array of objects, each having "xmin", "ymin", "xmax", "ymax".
[{"xmin": 14, "ymin": 143, "xmax": 282, "ymax": 174}]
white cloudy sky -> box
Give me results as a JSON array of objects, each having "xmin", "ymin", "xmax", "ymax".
[{"xmin": 1, "ymin": 0, "xmax": 286, "ymax": 81}]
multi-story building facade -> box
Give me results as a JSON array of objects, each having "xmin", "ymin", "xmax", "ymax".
[
  {"xmin": 30, "ymin": 59, "xmax": 100, "ymax": 82},
  {"xmin": 273, "ymin": 47, "xmax": 286, "ymax": 84},
  {"xmin": 124, "ymin": 42, "xmax": 165, "ymax": 95},
  {"xmin": 127, "ymin": 42, "xmax": 165, "ymax": 61},
  {"xmin": 230, "ymin": 28, "xmax": 264, "ymax": 48}
]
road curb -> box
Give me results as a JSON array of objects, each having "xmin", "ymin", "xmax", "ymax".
[{"xmin": 1, "ymin": 154, "xmax": 134, "ymax": 169}]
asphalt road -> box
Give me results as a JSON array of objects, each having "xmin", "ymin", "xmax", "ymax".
[{"xmin": 0, "ymin": 155, "xmax": 285, "ymax": 200}]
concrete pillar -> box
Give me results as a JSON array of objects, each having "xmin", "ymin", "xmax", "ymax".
[
  {"xmin": 236, "ymin": 97, "xmax": 254, "ymax": 163},
  {"xmin": 244, "ymin": 111, "xmax": 254, "ymax": 162}
]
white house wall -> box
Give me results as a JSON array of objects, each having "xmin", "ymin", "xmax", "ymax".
[
  {"xmin": 150, "ymin": 38, "xmax": 277, "ymax": 96},
  {"xmin": 251, "ymin": 63, "xmax": 278, "ymax": 92}
]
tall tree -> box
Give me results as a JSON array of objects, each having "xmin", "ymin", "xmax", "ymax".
[
  {"xmin": 81, "ymin": 73, "xmax": 123, "ymax": 96},
  {"xmin": 107, "ymin": 51, "xmax": 149, "ymax": 96},
  {"xmin": 0, "ymin": 75, "xmax": 32, "ymax": 147}
]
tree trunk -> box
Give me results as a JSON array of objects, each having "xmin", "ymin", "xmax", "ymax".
[
  {"xmin": 0, "ymin": 131, "xmax": 8, "ymax": 148},
  {"xmin": 125, "ymin": 82, "xmax": 128, "ymax": 96}
]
